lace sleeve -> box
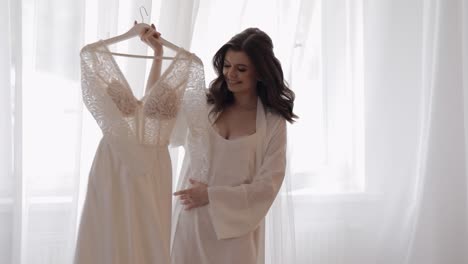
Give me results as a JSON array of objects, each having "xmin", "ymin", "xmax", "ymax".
[
  {"xmin": 80, "ymin": 44, "xmax": 135, "ymax": 138},
  {"xmin": 176, "ymin": 56, "xmax": 212, "ymax": 184}
]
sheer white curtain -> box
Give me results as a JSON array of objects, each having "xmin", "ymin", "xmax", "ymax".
[
  {"xmin": 288, "ymin": 0, "xmax": 468, "ymax": 263},
  {"xmin": 0, "ymin": 0, "xmax": 197, "ymax": 263},
  {"xmin": 1, "ymin": 0, "xmax": 468, "ymax": 263}
]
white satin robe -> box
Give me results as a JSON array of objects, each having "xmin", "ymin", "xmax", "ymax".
[{"xmin": 170, "ymin": 98, "xmax": 287, "ymax": 264}]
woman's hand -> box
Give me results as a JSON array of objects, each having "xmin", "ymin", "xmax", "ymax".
[
  {"xmin": 135, "ymin": 21, "xmax": 163, "ymax": 56},
  {"xmin": 174, "ymin": 179, "xmax": 209, "ymax": 210}
]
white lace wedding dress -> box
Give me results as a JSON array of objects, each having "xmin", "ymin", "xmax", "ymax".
[{"xmin": 74, "ymin": 40, "xmax": 205, "ymax": 264}]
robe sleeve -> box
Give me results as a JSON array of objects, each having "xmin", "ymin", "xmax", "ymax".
[{"xmin": 207, "ymin": 117, "xmax": 287, "ymax": 239}]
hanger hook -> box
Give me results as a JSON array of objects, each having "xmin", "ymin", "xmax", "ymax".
[{"xmin": 139, "ymin": 6, "xmax": 149, "ymax": 23}]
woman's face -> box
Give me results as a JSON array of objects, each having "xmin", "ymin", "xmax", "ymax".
[{"xmin": 223, "ymin": 49, "xmax": 257, "ymax": 95}]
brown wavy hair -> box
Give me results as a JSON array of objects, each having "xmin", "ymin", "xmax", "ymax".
[{"xmin": 206, "ymin": 28, "xmax": 298, "ymax": 123}]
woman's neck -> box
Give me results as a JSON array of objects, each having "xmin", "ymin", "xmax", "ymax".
[{"xmin": 232, "ymin": 92, "xmax": 257, "ymax": 110}]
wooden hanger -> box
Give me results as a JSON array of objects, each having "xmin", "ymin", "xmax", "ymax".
[{"xmin": 99, "ymin": 7, "xmax": 180, "ymax": 59}]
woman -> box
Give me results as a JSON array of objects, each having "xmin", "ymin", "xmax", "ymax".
[{"xmin": 168, "ymin": 28, "xmax": 297, "ymax": 264}]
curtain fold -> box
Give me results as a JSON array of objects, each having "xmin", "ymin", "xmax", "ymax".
[
  {"xmin": 406, "ymin": 1, "xmax": 468, "ymax": 263},
  {"xmin": 1, "ymin": 0, "xmax": 23, "ymax": 263}
]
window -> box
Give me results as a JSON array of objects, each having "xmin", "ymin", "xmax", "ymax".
[{"xmin": 288, "ymin": 0, "xmax": 365, "ymax": 195}]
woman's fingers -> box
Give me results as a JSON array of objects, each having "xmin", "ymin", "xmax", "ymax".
[
  {"xmin": 140, "ymin": 27, "xmax": 163, "ymax": 53},
  {"xmin": 175, "ymin": 191, "xmax": 196, "ymax": 209},
  {"xmin": 179, "ymin": 194, "xmax": 191, "ymax": 201},
  {"xmin": 175, "ymin": 182, "xmax": 208, "ymax": 210},
  {"xmin": 151, "ymin": 24, "xmax": 161, "ymax": 37},
  {"xmin": 174, "ymin": 188, "xmax": 194, "ymax": 199},
  {"xmin": 142, "ymin": 25, "xmax": 160, "ymax": 40},
  {"xmin": 175, "ymin": 189, "xmax": 197, "ymax": 209},
  {"xmin": 132, "ymin": 21, "xmax": 159, "ymax": 36},
  {"xmin": 134, "ymin": 22, "xmax": 162, "ymax": 53},
  {"xmin": 141, "ymin": 27, "xmax": 154, "ymax": 41},
  {"xmin": 173, "ymin": 189, "xmax": 188, "ymax": 196}
]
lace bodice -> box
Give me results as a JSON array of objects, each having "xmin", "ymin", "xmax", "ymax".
[{"xmin": 80, "ymin": 41, "xmax": 204, "ymax": 146}]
